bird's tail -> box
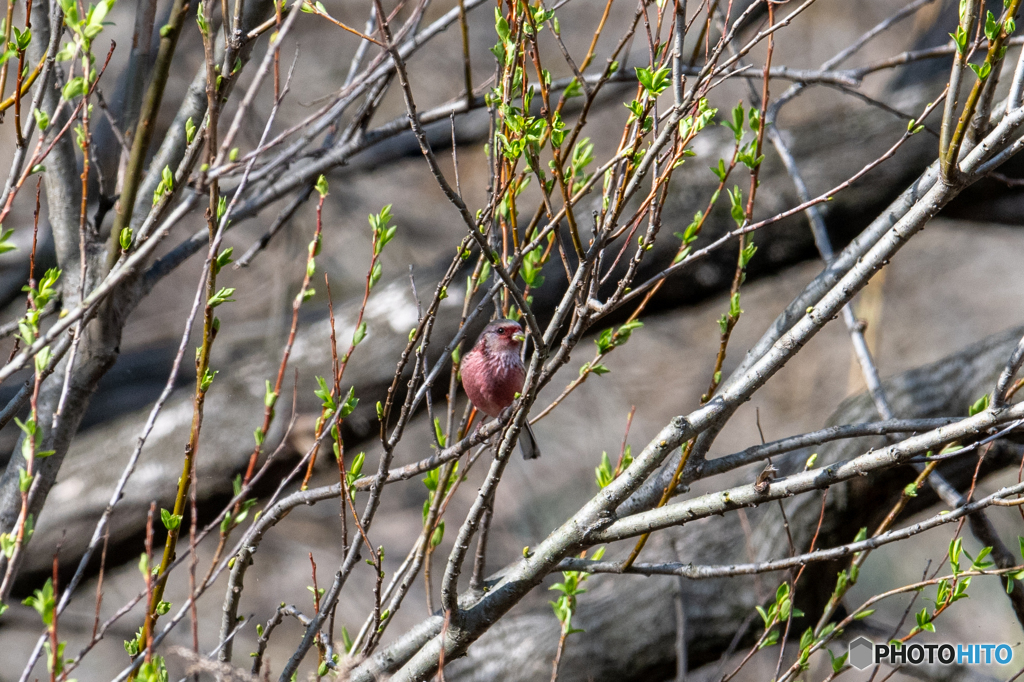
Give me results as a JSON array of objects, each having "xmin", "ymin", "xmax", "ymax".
[{"xmin": 519, "ymin": 422, "xmax": 541, "ymax": 460}]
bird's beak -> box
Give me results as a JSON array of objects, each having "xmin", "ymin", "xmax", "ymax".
[{"xmin": 512, "ymin": 331, "xmax": 525, "ymax": 343}]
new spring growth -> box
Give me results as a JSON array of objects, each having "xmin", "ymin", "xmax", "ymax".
[
  {"xmin": 595, "ymin": 447, "xmax": 633, "ymax": 489},
  {"xmin": 0, "ymin": 515, "xmax": 33, "ymax": 558},
  {"xmin": 422, "ymin": 462, "xmax": 459, "ymax": 546},
  {"xmin": 345, "ymin": 452, "xmax": 364, "ymax": 500},
  {"xmin": 152, "ymin": 165, "xmax": 174, "ymax": 205},
  {"xmin": 0, "ymin": 228, "xmax": 14, "ymax": 255},
  {"xmin": 17, "ymin": 268, "xmax": 60, "ymax": 350},
  {"xmin": 550, "ymin": 546, "xmax": 604, "ymax": 634},
  {"xmin": 221, "ymin": 474, "xmax": 258, "ymax": 533},
  {"xmin": 754, "ymin": 582, "xmax": 805, "ymax": 650},
  {"xmin": 13, "ymin": 418, "xmax": 55, "ymax": 463}
]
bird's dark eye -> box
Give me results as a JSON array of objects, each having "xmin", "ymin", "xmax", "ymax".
[{"xmin": 497, "ymin": 328, "xmax": 506, "ymax": 335}]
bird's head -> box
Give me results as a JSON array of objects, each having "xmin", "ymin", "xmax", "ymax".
[{"xmin": 476, "ymin": 319, "xmax": 525, "ymax": 353}]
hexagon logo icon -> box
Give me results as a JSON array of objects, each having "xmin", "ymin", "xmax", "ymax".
[{"xmin": 849, "ymin": 637, "xmax": 875, "ymax": 670}]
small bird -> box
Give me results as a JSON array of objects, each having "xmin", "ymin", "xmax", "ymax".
[{"xmin": 460, "ymin": 318, "xmax": 541, "ymax": 459}]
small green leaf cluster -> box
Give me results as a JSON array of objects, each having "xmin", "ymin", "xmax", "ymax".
[
  {"xmin": 680, "ymin": 99, "xmax": 718, "ymax": 141},
  {"xmin": 717, "ymin": 292, "xmax": 743, "ymax": 335},
  {"xmin": 18, "ymin": 267, "xmax": 60, "ymax": 340},
  {"xmin": 43, "ymin": 639, "xmax": 74, "ymax": 679},
  {"xmin": 754, "ymin": 582, "xmax": 804, "ymax": 649},
  {"xmin": 490, "ymin": 7, "xmax": 516, "ymax": 67},
  {"xmin": 635, "ymin": 66, "xmax": 671, "ymax": 97},
  {"xmin": 793, "ymin": 622, "xmax": 838, "ymax": 672},
  {"xmin": 567, "ymin": 138, "xmax": 595, "ymax": 185},
  {"xmin": 220, "ymin": 474, "xmax": 259, "ymax": 533},
  {"xmin": 0, "ymin": 514, "xmax": 33, "ymax": 557},
  {"xmin": 207, "ymin": 286, "xmax": 235, "ymax": 309},
  {"xmin": 968, "ymin": 393, "xmax": 989, "ymax": 416},
  {"xmin": 370, "ymin": 204, "xmax": 397, "ymax": 257},
  {"xmin": 160, "ymin": 508, "xmax": 182, "ymax": 531},
  {"xmin": 727, "ymin": 185, "xmax": 744, "ymax": 227},
  {"xmin": 549, "ymin": 547, "xmax": 604, "ymax": 634},
  {"xmin": 674, "ymin": 209, "xmax": 710, "ymax": 263},
  {"xmin": 0, "ymin": 227, "xmax": 15, "ymax": 255},
  {"xmin": 345, "ymin": 452, "xmax": 365, "ymax": 500},
  {"xmin": 422, "ymin": 462, "xmax": 459, "ymax": 544},
  {"xmin": 14, "ymin": 416, "xmax": 57, "ymax": 463},
  {"xmin": 58, "ymin": 0, "xmax": 115, "ymax": 50},
  {"xmin": 135, "ymin": 654, "xmax": 170, "ymax": 682},
  {"xmin": 623, "ymin": 98, "xmax": 651, "ymax": 133},
  {"xmin": 123, "ymin": 626, "xmax": 145, "ymax": 656},
  {"xmin": 969, "ymin": 60, "xmax": 993, "ymax": 81},
  {"xmin": 315, "ymin": 382, "xmax": 358, "ymax": 425},
  {"xmin": 23, "ymin": 577, "xmax": 56, "ymax": 625},
  {"xmin": 594, "ymin": 447, "xmax": 632, "ymax": 489},
  {"xmin": 299, "ymin": 0, "xmax": 329, "ymax": 15},
  {"xmin": 520, "ymin": 243, "xmax": 546, "ymax": 289},
  {"xmin": 152, "ymin": 166, "xmax": 174, "ymax": 205},
  {"xmin": 495, "ymin": 101, "xmax": 549, "ymax": 163},
  {"xmin": 432, "ymin": 417, "xmax": 448, "ymax": 449},
  {"xmin": 594, "ymin": 320, "xmax": 643, "ymax": 355},
  {"xmin": 199, "ymin": 367, "xmax": 217, "ymax": 393},
  {"xmin": 17, "ymin": 268, "xmax": 61, "ymax": 377},
  {"xmin": 949, "ymin": 25, "xmax": 969, "ymax": 56}
]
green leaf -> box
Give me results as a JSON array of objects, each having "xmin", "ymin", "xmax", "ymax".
[
  {"xmin": 635, "ymin": 66, "xmax": 672, "ymax": 96},
  {"xmin": 0, "ymin": 228, "xmax": 14, "ymax": 255},
  {"xmin": 595, "ymin": 451, "xmax": 613, "ymax": 489},
  {"xmin": 352, "ymin": 322, "xmax": 367, "ymax": 346},
  {"xmin": 969, "ymin": 393, "xmax": 989, "ymax": 416},
  {"xmin": 22, "ymin": 578, "xmax": 55, "ymax": 625},
  {"xmin": 739, "ymin": 242, "xmax": 757, "ymax": 269},
  {"xmin": 433, "ymin": 417, "xmax": 447, "ymax": 448},
  {"xmin": 119, "ymin": 227, "xmax": 133, "ymax": 251},
  {"xmin": 430, "ymin": 520, "xmax": 445, "ymax": 548},
  {"xmin": 728, "ymin": 185, "xmax": 745, "ymax": 226},
  {"xmin": 338, "ymin": 386, "xmax": 359, "ymax": 418},
  {"xmin": 350, "ymin": 451, "xmax": 365, "ymax": 479},
  {"xmin": 214, "ymin": 247, "xmax": 234, "ymax": 274},
  {"xmin": 61, "ymin": 76, "xmax": 85, "ymax": 101},
  {"xmin": 969, "ymin": 61, "xmax": 992, "ymax": 80},
  {"xmin": 985, "ymin": 10, "xmax": 1001, "ymax": 41},
  {"xmin": 758, "ymin": 628, "xmax": 779, "ymax": 649},
  {"xmin": 207, "ymin": 287, "xmax": 236, "ymax": 308},
  {"xmin": 494, "ymin": 7, "xmax": 510, "ymax": 43},
  {"xmin": 711, "ymin": 158, "xmax": 727, "ymax": 181},
  {"xmin": 18, "ymin": 468, "xmax": 32, "ymax": 493},
  {"xmin": 33, "ymin": 108, "xmax": 49, "ymax": 131},
  {"xmin": 200, "ymin": 367, "xmax": 217, "ymax": 392},
  {"xmin": 160, "ymin": 508, "xmax": 182, "ymax": 531}
]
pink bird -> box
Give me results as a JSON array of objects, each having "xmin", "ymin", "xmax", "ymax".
[{"xmin": 460, "ymin": 319, "xmax": 541, "ymax": 459}]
